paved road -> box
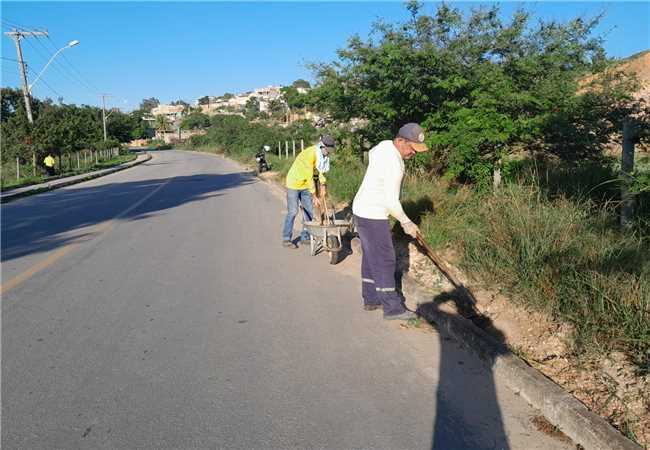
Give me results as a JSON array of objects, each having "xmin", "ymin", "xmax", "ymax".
[{"xmin": 1, "ymin": 150, "xmax": 572, "ymax": 449}]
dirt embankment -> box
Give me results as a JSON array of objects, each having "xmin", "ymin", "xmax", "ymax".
[{"xmin": 395, "ymin": 240, "xmax": 649, "ymax": 449}]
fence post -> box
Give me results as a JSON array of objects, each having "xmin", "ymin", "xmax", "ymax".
[
  {"xmin": 16, "ymin": 157, "xmax": 20, "ymax": 180},
  {"xmin": 621, "ymin": 119, "xmax": 636, "ymax": 229},
  {"xmin": 301, "ymin": 139, "xmax": 304, "ymax": 152},
  {"xmin": 33, "ymin": 153, "xmax": 36, "ymax": 176},
  {"xmin": 95, "ymin": 150, "xmax": 98, "ymax": 165},
  {"xmin": 278, "ymin": 142, "xmax": 281, "ymax": 158},
  {"xmin": 292, "ymin": 140, "xmax": 296, "ymax": 158},
  {"xmin": 285, "ymin": 141, "xmax": 288, "ymax": 159}
]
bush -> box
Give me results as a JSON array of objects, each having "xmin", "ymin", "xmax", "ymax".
[
  {"xmin": 148, "ymin": 139, "xmax": 172, "ymax": 150},
  {"xmin": 92, "ymin": 139, "xmax": 121, "ymax": 151}
]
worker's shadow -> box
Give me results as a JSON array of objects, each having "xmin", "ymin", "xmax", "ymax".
[{"xmin": 396, "ymin": 241, "xmax": 511, "ymax": 450}]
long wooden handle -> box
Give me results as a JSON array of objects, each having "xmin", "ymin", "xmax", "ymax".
[
  {"xmin": 320, "ymin": 190, "xmax": 333, "ymax": 226},
  {"xmin": 415, "ymin": 231, "xmax": 478, "ymax": 305},
  {"xmin": 322, "ymin": 196, "xmax": 330, "ymax": 225}
]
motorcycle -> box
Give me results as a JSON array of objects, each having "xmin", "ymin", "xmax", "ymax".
[{"xmin": 255, "ymin": 145, "xmax": 271, "ymax": 175}]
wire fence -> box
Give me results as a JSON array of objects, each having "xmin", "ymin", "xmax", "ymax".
[
  {"xmin": 1, "ymin": 148, "xmax": 121, "ymax": 183},
  {"xmin": 276, "ymin": 139, "xmax": 304, "ymax": 159}
]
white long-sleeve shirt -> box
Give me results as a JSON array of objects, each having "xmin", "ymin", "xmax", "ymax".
[{"xmin": 352, "ymin": 140, "xmax": 410, "ymax": 224}]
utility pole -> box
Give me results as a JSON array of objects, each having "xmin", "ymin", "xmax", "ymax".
[
  {"xmin": 4, "ymin": 29, "xmax": 49, "ymax": 124},
  {"xmin": 100, "ymin": 93, "xmax": 111, "ymax": 141}
]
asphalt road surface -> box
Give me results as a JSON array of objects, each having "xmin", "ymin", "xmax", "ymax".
[{"xmin": 1, "ymin": 150, "xmax": 573, "ymax": 449}]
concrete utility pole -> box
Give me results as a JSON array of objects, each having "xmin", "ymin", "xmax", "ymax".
[
  {"xmin": 100, "ymin": 94, "xmax": 111, "ymax": 141},
  {"xmin": 4, "ymin": 29, "xmax": 49, "ymax": 124}
]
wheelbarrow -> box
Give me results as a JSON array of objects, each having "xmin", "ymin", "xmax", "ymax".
[
  {"xmin": 303, "ymin": 219, "xmax": 354, "ymax": 264},
  {"xmin": 301, "ymin": 188, "xmax": 354, "ymax": 264}
]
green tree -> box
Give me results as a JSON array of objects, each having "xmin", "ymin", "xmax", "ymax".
[
  {"xmin": 267, "ymin": 99, "xmax": 286, "ymax": 120},
  {"xmin": 244, "ymin": 97, "xmax": 260, "ymax": 120},
  {"xmin": 154, "ymin": 114, "xmax": 170, "ymax": 132},
  {"xmin": 292, "ymin": 79, "xmax": 311, "ymax": 90},
  {"xmin": 181, "ymin": 111, "xmax": 211, "ymax": 129},
  {"xmin": 308, "ymin": 1, "xmax": 629, "ymax": 184},
  {"xmin": 281, "ymin": 85, "xmax": 307, "ymax": 110},
  {"xmin": 107, "ymin": 110, "xmax": 138, "ymax": 143},
  {"xmin": 129, "ymin": 109, "xmax": 153, "ymax": 139},
  {"xmin": 171, "ymin": 99, "xmax": 190, "ymax": 110},
  {"xmin": 139, "ymin": 97, "xmax": 160, "ymax": 113},
  {"xmin": 1, "ymin": 87, "xmax": 24, "ymax": 122}
]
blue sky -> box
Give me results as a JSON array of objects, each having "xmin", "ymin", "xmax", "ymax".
[{"xmin": 2, "ymin": 1, "xmax": 649, "ymax": 111}]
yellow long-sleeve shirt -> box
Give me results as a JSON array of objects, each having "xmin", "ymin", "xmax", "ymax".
[{"xmin": 285, "ymin": 145, "xmax": 327, "ymax": 193}]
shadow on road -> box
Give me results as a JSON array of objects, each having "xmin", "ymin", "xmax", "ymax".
[
  {"xmin": 1, "ymin": 172, "xmax": 255, "ymax": 263},
  {"xmin": 396, "ymin": 237, "xmax": 511, "ymax": 450}
]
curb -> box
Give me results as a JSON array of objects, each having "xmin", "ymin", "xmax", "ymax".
[
  {"xmin": 401, "ymin": 273, "xmax": 641, "ymax": 450},
  {"xmin": 0, "ymin": 153, "xmax": 152, "ymax": 204},
  {"xmin": 354, "ymin": 234, "xmax": 640, "ymax": 450}
]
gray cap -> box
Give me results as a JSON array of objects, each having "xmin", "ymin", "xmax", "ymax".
[
  {"xmin": 397, "ymin": 123, "xmax": 428, "ymax": 152},
  {"xmin": 320, "ymin": 134, "xmax": 336, "ymax": 150}
]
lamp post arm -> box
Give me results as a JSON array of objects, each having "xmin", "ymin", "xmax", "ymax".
[
  {"xmin": 28, "ymin": 46, "xmax": 67, "ymax": 93},
  {"xmin": 28, "ymin": 40, "xmax": 78, "ymax": 93}
]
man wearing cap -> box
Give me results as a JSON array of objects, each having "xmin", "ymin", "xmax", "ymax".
[
  {"xmin": 352, "ymin": 123, "xmax": 428, "ymax": 320},
  {"xmin": 282, "ymin": 135, "xmax": 336, "ymax": 248}
]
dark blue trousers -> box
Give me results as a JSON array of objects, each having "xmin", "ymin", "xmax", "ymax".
[{"xmin": 355, "ymin": 215, "xmax": 406, "ymax": 316}]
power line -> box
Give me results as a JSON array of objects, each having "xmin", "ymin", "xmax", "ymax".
[
  {"xmin": 43, "ymin": 35, "xmax": 99, "ymax": 94},
  {"xmin": 21, "ymin": 33, "xmax": 95, "ymax": 99},
  {"xmin": 0, "ymin": 18, "xmax": 33, "ymax": 31},
  {"xmin": 1, "ymin": 56, "xmax": 22, "ymax": 63},
  {"xmin": 3, "ymin": 26, "xmax": 89, "ymax": 97},
  {"xmin": 3, "ymin": 21, "xmax": 104, "ymax": 104},
  {"xmin": 25, "ymin": 64, "xmax": 63, "ymax": 99}
]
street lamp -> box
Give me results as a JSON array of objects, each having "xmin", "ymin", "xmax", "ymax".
[{"xmin": 28, "ymin": 39, "xmax": 80, "ymax": 94}]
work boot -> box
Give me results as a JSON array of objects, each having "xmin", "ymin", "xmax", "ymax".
[
  {"xmin": 383, "ymin": 310, "xmax": 417, "ymax": 321},
  {"xmin": 363, "ymin": 304, "xmax": 382, "ymax": 311},
  {"xmin": 282, "ymin": 240, "xmax": 298, "ymax": 249}
]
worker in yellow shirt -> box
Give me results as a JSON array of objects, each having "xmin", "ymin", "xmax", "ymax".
[
  {"xmin": 43, "ymin": 154, "xmax": 56, "ymax": 176},
  {"xmin": 282, "ymin": 134, "xmax": 336, "ymax": 248}
]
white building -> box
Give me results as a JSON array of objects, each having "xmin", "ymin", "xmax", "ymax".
[{"xmin": 151, "ymin": 104, "xmax": 185, "ymax": 122}]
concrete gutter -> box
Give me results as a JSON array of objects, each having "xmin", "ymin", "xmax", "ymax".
[
  {"xmin": 400, "ymin": 266, "xmax": 641, "ymax": 450},
  {"xmin": 0, "ymin": 153, "xmax": 152, "ymax": 204}
]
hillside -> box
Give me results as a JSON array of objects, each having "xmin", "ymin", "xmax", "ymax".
[{"xmin": 620, "ymin": 50, "xmax": 650, "ymax": 100}]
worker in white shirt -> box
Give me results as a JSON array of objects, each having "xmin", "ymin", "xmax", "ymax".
[{"xmin": 352, "ymin": 123, "xmax": 428, "ymax": 320}]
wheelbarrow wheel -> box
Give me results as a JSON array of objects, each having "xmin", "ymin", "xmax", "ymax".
[{"xmin": 327, "ymin": 235, "xmax": 341, "ymax": 265}]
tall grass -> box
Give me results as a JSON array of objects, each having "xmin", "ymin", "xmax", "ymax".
[{"xmin": 418, "ymin": 183, "xmax": 649, "ymax": 371}]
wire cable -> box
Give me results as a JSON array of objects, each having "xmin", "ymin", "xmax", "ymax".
[
  {"xmin": 43, "ymin": 35, "xmax": 99, "ymax": 94},
  {"xmin": 22, "ymin": 35, "xmax": 93, "ymax": 98},
  {"xmin": 0, "ymin": 18, "xmax": 34, "ymax": 31},
  {"xmin": 25, "ymin": 64, "xmax": 63, "ymax": 99}
]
